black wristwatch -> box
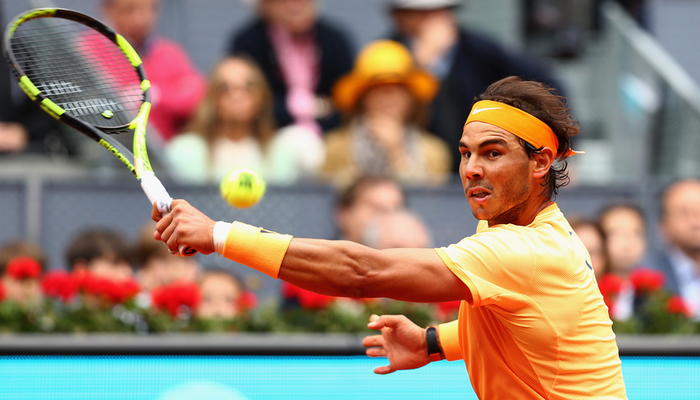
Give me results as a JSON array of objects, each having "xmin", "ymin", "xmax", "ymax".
[{"xmin": 426, "ymin": 326, "xmax": 443, "ymax": 362}]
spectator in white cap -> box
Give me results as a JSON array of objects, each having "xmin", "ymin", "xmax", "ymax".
[{"xmin": 387, "ymin": 0, "xmax": 565, "ymax": 173}]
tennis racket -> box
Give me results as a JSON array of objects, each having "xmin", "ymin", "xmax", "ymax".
[{"xmin": 3, "ymin": 8, "xmax": 196, "ymax": 256}]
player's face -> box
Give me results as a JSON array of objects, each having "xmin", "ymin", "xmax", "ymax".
[{"xmin": 459, "ymin": 122, "xmax": 533, "ymax": 225}]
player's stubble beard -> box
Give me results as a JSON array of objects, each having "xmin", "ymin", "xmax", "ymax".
[{"xmin": 469, "ymin": 163, "xmax": 532, "ymax": 226}]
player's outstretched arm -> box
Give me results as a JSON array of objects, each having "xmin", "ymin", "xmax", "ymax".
[
  {"xmin": 363, "ymin": 314, "xmax": 430, "ymax": 374},
  {"xmin": 152, "ymin": 200, "xmax": 472, "ymax": 303}
]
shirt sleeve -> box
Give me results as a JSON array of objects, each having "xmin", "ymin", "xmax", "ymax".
[
  {"xmin": 438, "ymin": 225, "xmax": 536, "ymax": 308},
  {"xmin": 437, "ymin": 320, "xmax": 463, "ymax": 361}
]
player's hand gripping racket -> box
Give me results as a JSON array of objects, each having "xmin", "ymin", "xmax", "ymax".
[{"xmin": 3, "ymin": 8, "xmax": 196, "ymax": 256}]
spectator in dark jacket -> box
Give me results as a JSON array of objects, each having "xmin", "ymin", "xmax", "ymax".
[
  {"xmin": 387, "ymin": 0, "xmax": 566, "ymax": 172},
  {"xmin": 228, "ymin": 0, "xmax": 354, "ymax": 134}
]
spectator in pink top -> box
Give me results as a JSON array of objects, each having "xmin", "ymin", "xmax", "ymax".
[{"xmin": 102, "ymin": 0, "xmax": 206, "ymax": 142}]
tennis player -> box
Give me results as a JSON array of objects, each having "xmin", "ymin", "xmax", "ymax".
[{"xmin": 152, "ymin": 76, "xmax": 627, "ymax": 399}]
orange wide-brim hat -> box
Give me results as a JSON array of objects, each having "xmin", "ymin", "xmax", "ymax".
[{"xmin": 332, "ymin": 40, "xmax": 440, "ymax": 114}]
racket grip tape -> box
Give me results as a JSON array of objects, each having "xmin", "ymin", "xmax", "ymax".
[{"xmin": 140, "ymin": 173, "xmax": 198, "ymax": 257}]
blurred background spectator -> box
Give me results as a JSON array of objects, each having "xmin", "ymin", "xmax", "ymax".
[
  {"xmin": 569, "ymin": 216, "xmax": 608, "ymax": 281},
  {"xmin": 134, "ymin": 222, "xmax": 202, "ymax": 294},
  {"xmin": 65, "ymin": 228, "xmax": 134, "ymax": 281},
  {"xmin": 197, "ymin": 267, "xmax": 248, "ymax": 320},
  {"xmin": 101, "ymin": 0, "xmax": 206, "ymax": 143},
  {"xmin": 228, "ymin": 0, "xmax": 354, "ymax": 134},
  {"xmin": 386, "ymin": 0, "xmax": 565, "ymax": 173},
  {"xmin": 321, "ymin": 40, "xmax": 450, "ymax": 186},
  {"xmin": 361, "ymin": 209, "xmax": 432, "ymax": 249},
  {"xmin": 0, "ymin": 240, "xmax": 47, "ymax": 306},
  {"xmin": 282, "ymin": 175, "xmax": 405, "ymax": 309},
  {"xmin": 650, "ymin": 180, "xmax": 700, "ymax": 320},
  {"xmin": 0, "ymin": 5, "xmax": 82, "ymax": 158},
  {"xmin": 598, "ymin": 202, "xmax": 648, "ymax": 321},
  {"xmin": 334, "ymin": 176, "xmax": 405, "ymax": 243},
  {"xmin": 164, "ymin": 56, "xmax": 324, "ymax": 185}
]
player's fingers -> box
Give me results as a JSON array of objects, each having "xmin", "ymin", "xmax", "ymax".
[
  {"xmin": 373, "ymin": 365, "xmax": 396, "ymax": 375},
  {"xmin": 159, "ymin": 219, "xmax": 180, "ymax": 252},
  {"xmin": 369, "ymin": 314, "xmax": 407, "ymax": 331},
  {"xmin": 365, "ymin": 347, "xmax": 387, "ymax": 358},
  {"xmin": 154, "ymin": 211, "xmax": 173, "ymax": 237},
  {"xmin": 367, "ymin": 314, "xmax": 387, "ymax": 330},
  {"xmin": 362, "ymin": 334, "xmax": 384, "ymax": 348},
  {"xmin": 151, "ymin": 202, "xmax": 162, "ymax": 222}
]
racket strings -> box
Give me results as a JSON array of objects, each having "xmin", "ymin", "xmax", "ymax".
[{"xmin": 9, "ymin": 17, "xmax": 143, "ymax": 129}]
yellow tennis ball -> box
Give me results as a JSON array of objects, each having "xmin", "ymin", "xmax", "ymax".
[{"xmin": 220, "ymin": 168, "xmax": 266, "ymax": 208}]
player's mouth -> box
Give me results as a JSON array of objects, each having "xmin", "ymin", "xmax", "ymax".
[{"xmin": 468, "ymin": 187, "xmax": 492, "ymax": 203}]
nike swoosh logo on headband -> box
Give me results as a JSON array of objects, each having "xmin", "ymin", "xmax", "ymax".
[{"xmin": 472, "ymin": 106, "xmax": 501, "ymax": 115}]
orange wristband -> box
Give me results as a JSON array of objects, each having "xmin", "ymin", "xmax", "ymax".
[{"xmin": 221, "ymin": 221, "xmax": 293, "ymax": 279}]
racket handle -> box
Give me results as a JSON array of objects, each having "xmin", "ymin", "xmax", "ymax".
[{"xmin": 140, "ymin": 173, "xmax": 198, "ymax": 257}]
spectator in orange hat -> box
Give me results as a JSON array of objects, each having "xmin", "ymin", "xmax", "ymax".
[{"xmin": 321, "ymin": 40, "xmax": 451, "ymax": 187}]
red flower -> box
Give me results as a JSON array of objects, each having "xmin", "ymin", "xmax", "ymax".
[
  {"xmin": 152, "ymin": 281, "xmax": 201, "ymax": 318},
  {"xmin": 6, "ymin": 257, "xmax": 42, "ymax": 280},
  {"xmin": 237, "ymin": 291, "xmax": 258, "ymax": 311},
  {"xmin": 438, "ymin": 301, "xmax": 461, "ymax": 314},
  {"xmin": 667, "ymin": 295, "xmax": 691, "ymax": 317},
  {"xmin": 282, "ymin": 282, "xmax": 335, "ymax": 309},
  {"xmin": 598, "ymin": 273, "xmax": 625, "ymax": 316},
  {"xmin": 0, "ymin": 280, "xmax": 5, "ymax": 302},
  {"xmin": 629, "ymin": 268, "xmax": 665, "ymax": 294},
  {"xmin": 41, "ymin": 270, "xmax": 78, "ymax": 302},
  {"xmin": 75, "ymin": 271, "xmax": 140, "ymax": 305}
]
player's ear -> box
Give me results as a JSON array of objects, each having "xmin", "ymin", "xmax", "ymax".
[{"xmin": 532, "ymin": 147, "xmax": 555, "ymax": 179}]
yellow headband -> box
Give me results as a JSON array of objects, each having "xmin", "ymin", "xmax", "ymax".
[{"xmin": 464, "ymin": 100, "xmax": 582, "ymax": 157}]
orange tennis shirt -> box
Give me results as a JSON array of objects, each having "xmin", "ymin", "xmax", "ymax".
[{"xmin": 435, "ymin": 203, "xmax": 627, "ymax": 399}]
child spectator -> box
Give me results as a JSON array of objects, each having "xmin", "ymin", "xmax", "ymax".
[
  {"xmin": 164, "ymin": 56, "xmax": 324, "ymax": 185},
  {"xmin": 228, "ymin": 0, "xmax": 354, "ymax": 133},
  {"xmin": 321, "ymin": 40, "xmax": 451, "ymax": 186},
  {"xmin": 598, "ymin": 203, "xmax": 648, "ymax": 321},
  {"xmin": 135, "ymin": 222, "xmax": 202, "ymax": 293},
  {"xmin": 0, "ymin": 240, "xmax": 47, "ymax": 306},
  {"xmin": 197, "ymin": 268, "xmax": 251, "ymax": 320},
  {"xmin": 65, "ymin": 228, "xmax": 134, "ymax": 281},
  {"xmin": 101, "ymin": 0, "xmax": 206, "ymax": 142}
]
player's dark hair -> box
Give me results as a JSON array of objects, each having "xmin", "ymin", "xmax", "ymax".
[
  {"xmin": 65, "ymin": 228, "xmax": 133, "ymax": 271},
  {"xmin": 474, "ymin": 76, "xmax": 580, "ymax": 199}
]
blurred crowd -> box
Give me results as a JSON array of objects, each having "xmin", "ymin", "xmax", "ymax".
[
  {"xmin": 1, "ymin": 0, "xmax": 568, "ymax": 186},
  {"xmin": 5, "ymin": 0, "xmax": 694, "ymax": 335},
  {"xmin": 2, "ymin": 175, "xmax": 699, "ymax": 333}
]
